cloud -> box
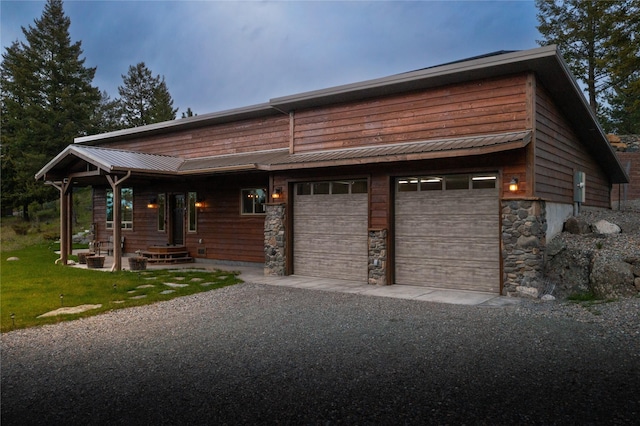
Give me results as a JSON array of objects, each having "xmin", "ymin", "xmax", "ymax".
[{"xmin": 2, "ymin": 0, "xmax": 540, "ymax": 115}]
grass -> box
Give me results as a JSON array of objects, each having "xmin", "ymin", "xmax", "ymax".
[{"xmin": 1, "ymin": 242, "xmax": 242, "ymax": 333}]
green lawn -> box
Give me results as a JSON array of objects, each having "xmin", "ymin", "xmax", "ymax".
[{"xmin": 1, "ymin": 242, "xmax": 241, "ymax": 333}]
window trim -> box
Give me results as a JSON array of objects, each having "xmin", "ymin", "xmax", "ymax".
[
  {"xmin": 106, "ymin": 187, "xmax": 134, "ymax": 230},
  {"xmin": 241, "ymin": 188, "xmax": 267, "ymax": 215},
  {"xmin": 188, "ymin": 192, "xmax": 198, "ymax": 232}
]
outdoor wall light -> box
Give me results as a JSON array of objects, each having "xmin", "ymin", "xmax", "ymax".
[
  {"xmin": 509, "ymin": 177, "xmax": 519, "ymax": 192},
  {"xmin": 194, "ymin": 198, "xmax": 205, "ymax": 208},
  {"xmin": 272, "ymin": 187, "xmax": 283, "ymax": 200},
  {"xmin": 147, "ymin": 198, "xmax": 158, "ymax": 208}
]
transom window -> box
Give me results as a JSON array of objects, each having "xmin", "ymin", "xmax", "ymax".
[
  {"xmin": 106, "ymin": 187, "xmax": 133, "ymax": 229},
  {"xmin": 295, "ymin": 180, "xmax": 368, "ymax": 195},
  {"xmin": 397, "ymin": 174, "xmax": 497, "ymax": 191},
  {"xmin": 241, "ymin": 188, "xmax": 267, "ymax": 214}
]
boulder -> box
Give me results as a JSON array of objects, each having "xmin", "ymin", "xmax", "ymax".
[
  {"xmin": 6, "ymin": 256, "xmax": 19, "ymax": 261},
  {"xmin": 544, "ymin": 241, "xmax": 592, "ymax": 297},
  {"xmin": 635, "ymin": 277, "xmax": 640, "ymax": 291},
  {"xmin": 590, "ymin": 257, "xmax": 636, "ymax": 298},
  {"xmin": 516, "ymin": 286, "xmax": 539, "ymax": 299},
  {"xmin": 564, "ymin": 217, "xmax": 591, "ymax": 234},
  {"xmin": 592, "ymin": 220, "xmax": 621, "ymax": 235}
]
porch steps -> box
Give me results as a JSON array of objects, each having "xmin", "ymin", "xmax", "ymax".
[{"xmin": 140, "ymin": 246, "xmax": 194, "ymax": 264}]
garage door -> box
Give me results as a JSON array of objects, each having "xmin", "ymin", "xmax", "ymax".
[
  {"xmin": 395, "ymin": 174, "xmax": 500, "ymax": 293},
  {"xmin": 294, "ymin": 180, "xmax": 368, "ymax": 281}
]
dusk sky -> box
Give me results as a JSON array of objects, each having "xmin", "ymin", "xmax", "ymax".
[{"xmin": 1, "ymin": 1, "xmax": 541, "ymax": 116}]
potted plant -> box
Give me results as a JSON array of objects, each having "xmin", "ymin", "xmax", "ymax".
[{"xmin": 128, "ymin": 256, "xmax": 147, "ymax": 271}]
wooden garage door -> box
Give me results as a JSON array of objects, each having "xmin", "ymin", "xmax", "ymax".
[
  {"xmin": 294, "ymin": 181, "xmax": 368, "ymax": 281},
  {"xmin": 395, "ymin": 174, "xmax": 499, "ymax": 293}
]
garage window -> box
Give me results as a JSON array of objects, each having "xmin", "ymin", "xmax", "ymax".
[
  {"xmin": 397, "ymin": 173, "xmax": 497, "ymax": 191},
  {"xmin": 296, "ymin": 180, "xmax": 367, "ymax": 195}
]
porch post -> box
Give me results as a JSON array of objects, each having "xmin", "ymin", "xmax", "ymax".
[
  {"xmin": 46, "ymin": 179, "xmax": 71, "ymax": 265},
  {"xmin": 65, "ymin": 189, "xmax": 73, "ymax": 257},
  {"xmin": 106, "ymin": 171, "xmax": 131, "ymax": 271}
]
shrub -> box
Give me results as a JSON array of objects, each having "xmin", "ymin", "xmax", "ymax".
[{"xmin": 11, "ymin": 222, "xmax": 30, "ymax": 236}]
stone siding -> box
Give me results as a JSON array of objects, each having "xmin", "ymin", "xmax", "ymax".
[
  {"xmin": 501, "ymin": 200, "xmax": 547, "ymax": 296},
  {"xmin": 264, "ymin": 203, "xmax": 286, "ymax": 276},
  {"xmin": 368, "ymin": 229, "xmax": 387, "ymax": 285}
]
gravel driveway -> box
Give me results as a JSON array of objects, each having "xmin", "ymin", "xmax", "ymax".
[{"xmin": 2, "ymin": 283, "xmax": 639, "ymax": 425}]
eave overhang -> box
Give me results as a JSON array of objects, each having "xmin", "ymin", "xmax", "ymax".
[{"xmin": 36, "ymin": 131, "xmax": 532, "ymax": 181}]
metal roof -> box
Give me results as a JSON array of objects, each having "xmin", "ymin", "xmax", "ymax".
[
  {"xmin": 264, "ymin": 131, "xmax": 532, "ymax": 170},
  {"xmin": 36, "ymin": 131, "xmax": 532, "ymax": 180},
  {"xmin": 35, "ymin": 145, "xmax": 185, "ymax": 180}
]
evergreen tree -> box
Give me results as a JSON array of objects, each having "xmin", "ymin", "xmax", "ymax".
[
  {"xmin": 181, "ymin": 107, "xmax": 197, "ymax": 118},
  {"xmin": 603, "ymin": 0, "xmax": 640, "ymax": 133},
  {"xmin": 536, "ymin": 0, "xmax": 639, "ymax": 132},
  {"xmin": 1, "ymin": 0, "xmax": 100, "ymax": 215},
  {"xmin": 117, "ymin": 62, "xmax": 177, "ymax": 127},
  {"xmin": 536, "ymin": 0, "xmax": 615, "ymax": 115}
]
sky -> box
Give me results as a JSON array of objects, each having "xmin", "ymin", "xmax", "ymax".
[{"xmin": 1, "ymin": 1, "xmax": 541, "ymax": 116}]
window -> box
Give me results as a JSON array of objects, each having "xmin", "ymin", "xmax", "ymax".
[
  {"xmin": 472, "ymin": 175, "xmax": 497, "ymax": 189},
  {"xmin": 188, "ymin": 192, "xmax": 198, "ymax": 232},
  {"xmin": 241, "ymin": 188, "xmax": 266, "ymax": 214},
  {"xmin": 157, "ymin": 193, "xmax": 166, "ymax": 231},
  {"xmin": 106, "ymin": 187, "xmax": 133, "ymax": 229},
  {"xmin": 295, "ymin": 180, "xmax": 368, "ymax": 195},
  {"xmin": 397, "ymin": 174, "xmax": 497, "ymax": 192}
]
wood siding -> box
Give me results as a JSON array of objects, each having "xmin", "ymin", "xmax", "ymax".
[
  {"xmin": 534, "ymin": 85, "xmax": 611, "ymax": 207},
  {"xmin": 292, "ymin": 74, "xmax": 529, "ymax": 153},
  {"xmin": 102, "ymin": 115, "xmax": 290, "ymax": 158},
  {"xmin": 92, "ymin": 174, "xmax": 268, "ymax": 263}
]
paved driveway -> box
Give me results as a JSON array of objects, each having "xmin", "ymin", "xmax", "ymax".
[{"xmin": 2, "ymin": 282, "xmax": 639, "ymax": 425}]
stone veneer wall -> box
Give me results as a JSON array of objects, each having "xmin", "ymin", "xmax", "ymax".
[
  {"xmin": 501, "ymin": 200, "xmax": 547, "ymax": 296},
  {"xmin": 264, "ymin": 203, "xmax": 286, "ymax": 276},
  {"xmin": 368, "ymin": 229, "xmax": 387, "ymax": 285}
]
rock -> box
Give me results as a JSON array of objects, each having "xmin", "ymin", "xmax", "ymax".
[
  {"xmin": 590, "ymin": 257, "xmax": 636, "ymax": 298},
  {"xmin": 545, "ymin": 238, "xmax": 565, "ymax": 257},
  {"xmin": 541, "ymin": 294, "xmax": 556, "ymax": 301},
  {"xmin": 564, "ymin": 217, "xmax": 591, "ymax": 234},
  {"xmin": 6, "ymin": 257, "xmax": 19, "ymax": 261},
  {"xmin": 592, "ymin": 220, "xmax": 621, "ymax": 235},
  {"xmin": 544, "ymin": 245, "xmax": 592, "ymax": 297},
  {"xmin": 517, "ymin": 235, "xmax": 539, "ymax": 249},
  {"xmin": 516, "ymin": 286, "xmax": 539, "ymax": 299},
  {"xmin": 635, "ymin": 277, "xmax": 640, "ymax": 291}
]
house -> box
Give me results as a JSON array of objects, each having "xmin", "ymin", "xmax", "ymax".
[{"xmin": 36, "ymin": 45, "xmax": 628, "ymax": 296}]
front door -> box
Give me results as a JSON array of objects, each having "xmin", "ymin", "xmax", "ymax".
[{"xmin": 170, "ymin": 194, "xmax": 185, "ymax": 246}]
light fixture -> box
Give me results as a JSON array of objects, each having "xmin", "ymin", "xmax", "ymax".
[
  {"xmin": 272, "ymin": 187, "xmax": 283, "ymax": 200},
  {"xmin": 194, "ymin": 197, "xmax": 205, "ymax": 208},
  {"xmin": 147, "ymin": 198, "xmax": 158, "ymax": 208},
  {"xmin": 509, "ymin": 177, "xmax": 519, "ymax": 192}
]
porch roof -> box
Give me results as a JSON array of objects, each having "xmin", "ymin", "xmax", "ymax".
[{"xmin": 36, "ymin": 131, "xmax": 531, "ymax": 180}]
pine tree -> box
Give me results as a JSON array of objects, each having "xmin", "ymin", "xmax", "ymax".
[
  {"xmin": 536, "ymin": 0, "xmax": 615, "ymax": 115},
  {"xmin": 536, "ymin": 0, "xmax": 639, "ymax": 132},
  {"xmin": 117, "ymin": 62, "xmax": 177, "ymax": 127},
  {"xmin": 604, "ymin": 0, "xmax": 640, "ymax": 133},
  {"xmin": 1, "ymin": 0, "xmax": 101, "ymax": 215}
]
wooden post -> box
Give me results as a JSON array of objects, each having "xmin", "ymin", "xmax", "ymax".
[
  {"xmin": 46, "ymin": 180, "xmax": 71, "ymax": 265},
  {"xmin": 106, "ymin": 171, "xmax": 131, "ymax": 271}
]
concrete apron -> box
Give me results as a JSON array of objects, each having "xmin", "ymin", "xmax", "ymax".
[{"xmin": 69, "ymin": 252, "xmax": 520, "ymax": 307}]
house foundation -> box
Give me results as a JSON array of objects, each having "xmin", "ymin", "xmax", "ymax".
[{"xmin": 501, "ymin": 200, "xmax": 547, "ymax": 296}]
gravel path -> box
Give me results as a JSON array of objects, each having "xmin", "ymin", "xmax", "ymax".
[{"xmin": 2, "ymin": 283, "xmax": 639, "ymax": 425}]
